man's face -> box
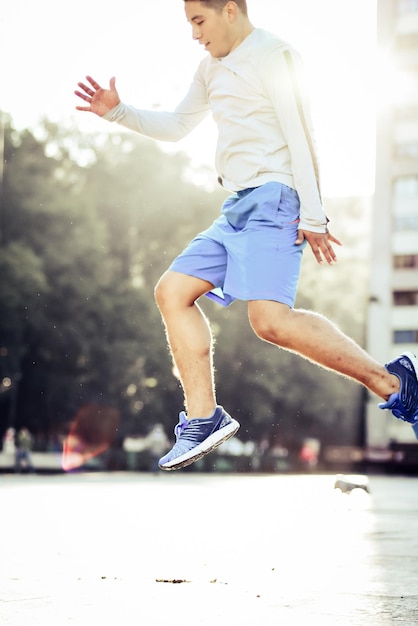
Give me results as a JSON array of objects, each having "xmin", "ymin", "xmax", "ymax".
[{"xmin": 184, "ymin": 2, "xmax": 236, "ymax": 58}]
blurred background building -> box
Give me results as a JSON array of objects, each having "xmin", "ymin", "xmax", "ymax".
[{"xmin": 367, "ymin": 0, "xmax": 418, "ymax": 448}]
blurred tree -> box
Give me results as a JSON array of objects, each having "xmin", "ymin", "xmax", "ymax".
[{"xmin": 0, "ymin": 119, "xmax": 173, "ymax": 445}]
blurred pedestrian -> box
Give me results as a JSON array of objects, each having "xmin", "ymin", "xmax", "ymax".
[
  {"xmin": 145, "ymin": 424, "xmax": 170, "ymax": 473},
  {"xmin": 122, "ymin": 435, "xmax": 147, "ymax": 471},
  {"xmin": 3, "ymin": 427, "xmax": 16, "ymax": 456},
  {"xmin": 15, "ymin": 428, "xmax": 35, "ymax": 473}
]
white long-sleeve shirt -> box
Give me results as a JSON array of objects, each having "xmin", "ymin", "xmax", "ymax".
[{"xmin": 104, "ymin": 28, "xmax": 327, "ymax": 233}]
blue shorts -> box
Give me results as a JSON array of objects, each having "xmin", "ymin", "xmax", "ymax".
[{"xmin": 169, "ymin": 181, "xmax": 306, "ymax": 307}]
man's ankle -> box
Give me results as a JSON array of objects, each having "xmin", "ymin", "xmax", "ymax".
[{"xmin": 186, "ymin": 405, "xmax": 217, "ymax": 420}]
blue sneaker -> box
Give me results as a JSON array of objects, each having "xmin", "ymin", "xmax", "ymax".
[
  {"xmin": 158, "ymin": 406, "xmax": 240, "ymax": 471},
  {"xmin": 379, "ymin": 352, "xmax": 418, "ymax": 436}
]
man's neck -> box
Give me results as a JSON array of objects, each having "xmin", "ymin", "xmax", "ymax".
[{"xmin": 230, "ymin": 21, "xmax": 255, "ymax": 53}]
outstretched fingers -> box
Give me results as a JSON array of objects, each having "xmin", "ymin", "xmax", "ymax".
[
  {"xmin": 74, "ymin": 76, "xmax": 103, "ymax": 110},
  {"xmin": 318, "ymin": 240, "xmax": 337, "ymax": 265},
  {"xmin": 85, "ymin": 75, "xmax": 102, "ymax": 90},
  {"xmin": 74, "ymin": 75, "xmax": 119, "ymax": 116},
  {"xmin": 75, "ymin": 76, "xmax": 101, "ymax": 99},
  {"xmin": 298, "ymin": 229, "xmax": 342, "ymax": 265}
]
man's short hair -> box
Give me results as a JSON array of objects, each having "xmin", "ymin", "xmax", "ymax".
[{"xmin": 183, "ymin": 0, "xmax": 248, "ymax": 16}]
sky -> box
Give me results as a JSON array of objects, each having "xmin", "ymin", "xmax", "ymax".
[{"xmin": 1, "ymin": 0, "xmax": 378, "ymax": 197}]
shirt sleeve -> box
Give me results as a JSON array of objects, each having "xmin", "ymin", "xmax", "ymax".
[
  {"xmin": 103, "ymin": 66, "xmax": 210, "ymax": 142},
  {"xmin": 261, "ymin": 44, "xmax": 328, "ymax": 233}
]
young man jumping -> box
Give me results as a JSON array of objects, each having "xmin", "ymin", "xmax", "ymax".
[{"xmin": 75, "ymin": 0, "xmax": 418, "ymax": 470}]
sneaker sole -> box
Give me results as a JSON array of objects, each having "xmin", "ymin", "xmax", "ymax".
[{"xmin": 159, "ymin": 419, "xmax": 240, "ymax": 471}]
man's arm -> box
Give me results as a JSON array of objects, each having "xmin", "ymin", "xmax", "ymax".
[
  {"xmin": 75, "ymin": 71, "xmax": 210, "ymax": 142},
  {"xmin": 262, "ymin": 46, "xmax": 342, "ymax": 264},
  {"xmin": 263, "ymin": 47, "xmax": 326, "ymax": 230}
]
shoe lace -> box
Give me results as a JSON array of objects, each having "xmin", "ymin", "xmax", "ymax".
[
  {"xmin": 174, "ymin": 413, "xmax": 210, "ymax": 444},
  {"xmin": 174, "ymin": 413, "xmax": 188, "ymax": 439}
]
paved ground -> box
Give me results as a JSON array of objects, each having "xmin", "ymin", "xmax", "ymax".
[{"xmin": 0, "ymin": 472, "xmax": 417, "ymax": 625}]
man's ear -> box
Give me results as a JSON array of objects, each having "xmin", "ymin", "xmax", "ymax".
[{"xmin": 224, "ymin": 1, "xmax": 239, "ymax": 22}]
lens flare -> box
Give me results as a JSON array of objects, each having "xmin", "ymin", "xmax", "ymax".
[{"xmin": 62, "ymin": 403, "xmax": 120, "ymax": 471}]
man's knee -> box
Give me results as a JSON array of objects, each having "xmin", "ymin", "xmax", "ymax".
[
  {"xmin": 154, "ymin": 272, "xmax": 184, "ymax": 313},
  {"xmin": 154, "ymin": 271, "xmax": 213, "ymax": 311},
  {"xmin": 154, "ymin": 272, "xmax": 172, "ymax": 309},
  {"xmin": 248, "ymin": 311, "xmax": 276, "ymax": 342},
  {"xmin": 248, "ymin": 301, "xmax": 292, "ymax": 345}
]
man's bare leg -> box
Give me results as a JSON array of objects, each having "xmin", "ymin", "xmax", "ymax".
[
  {"xmin": 154, "ymin": 270, "xmax": 217, "ymax": 418},
  {"xmin": 247, "ymin": 300, "xmax": 399, "ymax": 401}
]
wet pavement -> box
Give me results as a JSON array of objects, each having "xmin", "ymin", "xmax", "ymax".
[{"xmin": 0, "ymin": 472, "xmax": 417, "ymax": 625}]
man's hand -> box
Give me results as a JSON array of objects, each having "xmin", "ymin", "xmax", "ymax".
[
  {"xmin": 74, "ymin": 76, "xmax": 120, "ymax": 117},
  {"xmin": 295, "ymin": 228, "xmax": 342, "ymax": 265}
]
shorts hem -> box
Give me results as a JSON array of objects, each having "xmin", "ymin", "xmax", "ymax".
[{"xmin": 205, "ymin": 288, "xmax": 295, "ymax": 308}]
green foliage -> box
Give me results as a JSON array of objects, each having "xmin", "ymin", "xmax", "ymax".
[{"xmin": 0, "ymin": 115, "xmax": 370, "ymax": 455}]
